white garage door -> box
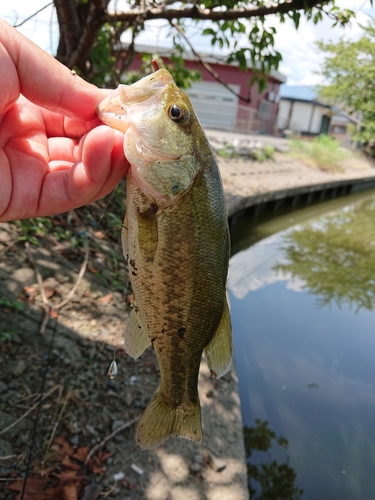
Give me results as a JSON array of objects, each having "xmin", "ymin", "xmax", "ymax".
[{"xmin": 186, "ymin": 81, "xmax": 239, "ymax": 130}]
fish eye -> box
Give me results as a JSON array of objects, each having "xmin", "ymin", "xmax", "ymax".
[{"xmin": 168, "ymin": 104, "xmax": 189, "ymax": 123}]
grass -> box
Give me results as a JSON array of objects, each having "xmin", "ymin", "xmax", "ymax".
[
  {"xmin": 216, "ymin": 143, "xmax": 275, "ymax": 162},
  {"xmin": 0, "ymin": 299, "xmax": 25, "ymax": 311},
  {"xmin": 288, "ymin": 134, "xmax": 350, "ymax": 172},
  {"xmin": 0, "ymin": 331, "xmax": 17, "ymax": 344}
]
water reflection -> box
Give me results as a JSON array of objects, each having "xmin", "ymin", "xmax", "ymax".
[
  {"xmin": 244, "ymin": 419, "xmax": 303, "ymax": 500},
  {"xmin": 273, "ymin": 197, "xmax": 375, "ymax": 311},
  {"xmin": 228, "ymin": 191, "xmax": 375, "ymax": 500}
]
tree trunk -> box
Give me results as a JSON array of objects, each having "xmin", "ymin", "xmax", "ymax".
[{"xmin": 54, "ymin": 0, "xmax": 107, "ymax": 77}]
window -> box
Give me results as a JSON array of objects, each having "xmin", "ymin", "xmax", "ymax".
[
  {"xmin": 332, "ymin": 125, "xmax": 347, "ymax": 134},
  {"xmin": 258, "ymin": 100, "xmax": 272, "ymax": 120}
]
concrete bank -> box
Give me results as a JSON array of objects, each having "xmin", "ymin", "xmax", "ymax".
[{"xmin": 206, "ymin": 130, "xmax": 375, "ymax": 218}]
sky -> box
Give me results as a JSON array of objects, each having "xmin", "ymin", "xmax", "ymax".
[{"xmin": 1, "ymin": 0, "xmax": 374, "ymax": 86}]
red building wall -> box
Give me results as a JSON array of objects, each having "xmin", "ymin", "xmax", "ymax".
[{"xmin": 126, "ymin": 53, "xmax": 282, "ymax": 135}]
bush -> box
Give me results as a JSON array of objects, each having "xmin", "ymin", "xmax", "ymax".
[{"xmin": 289, "ymin": 134, "xmax": 349, "ymax": 171}]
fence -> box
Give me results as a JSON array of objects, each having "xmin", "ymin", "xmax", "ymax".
[{"xmin": 235, "ymin": 104, "xmax": 277, "ymax": 135}]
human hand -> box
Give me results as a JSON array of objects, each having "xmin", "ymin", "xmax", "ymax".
[{"xmin": 0, "ymin": 19, "xmax": 129, "ymax": 222}]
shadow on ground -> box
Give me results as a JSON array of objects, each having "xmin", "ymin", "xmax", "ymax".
[{"xmin": 0, "ymin": 200, "xmax": 248, "ymax": 500}]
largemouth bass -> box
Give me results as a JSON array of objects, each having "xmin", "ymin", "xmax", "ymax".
[{"xmin": 97, "ymin": 65, "xmax": 232, "ymax": 449}]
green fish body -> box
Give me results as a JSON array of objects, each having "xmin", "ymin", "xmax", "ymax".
[{"xmin": 98, "ymin": 68, "xmax": 232, "ymax": 449}]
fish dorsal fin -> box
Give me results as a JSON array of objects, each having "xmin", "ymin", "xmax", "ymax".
[
  {"xmin": 204, "ymin": 296, "xmax": 232, "ymax": 378},
  {"xmin": 124, "ymin": 307, "xmax": 151, "ymax": 358}
]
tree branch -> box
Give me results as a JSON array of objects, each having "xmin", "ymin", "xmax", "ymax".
[
  {"xmin": 169, "ymin": 20, "xmax": 251, "ymax": 103},
  {"xmin": 65, "ymin": 0, "xmax": 107, "ymax": 68},
  {"xmin": 108, "ymin": 0, "xmax": 332, "ymax": 23},
  {"xmin": 84, "ymin": 416, "xmax": 140, "ymax": 467},
  {"xmin": 54, "ymin": 0, "xmax": 82, "ymax": 60},
  {"xmin": 13, "ymin": 2, "xmax": 54, "ymax": 28}
]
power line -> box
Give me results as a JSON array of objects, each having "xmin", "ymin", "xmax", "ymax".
[{"xmin": 13, "ymin": 2, "xmax": 54, "ymax": 28}]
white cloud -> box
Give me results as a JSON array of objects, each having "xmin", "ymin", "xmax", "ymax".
[
  {"xmin": 271, "ymin": 0, "xmax": 375, "ymax": 85},
  {"xmin": 299, "ymin": 73, "xmax": 325, "ymax": 86},
  {"xmin": 228, "ymin": 230, "xmax": 306, "ymax": 299}
]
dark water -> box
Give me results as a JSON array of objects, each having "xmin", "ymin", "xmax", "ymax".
[{"xmin": 228, "ymin": 189, "xmax": 375, "ymax": 499}]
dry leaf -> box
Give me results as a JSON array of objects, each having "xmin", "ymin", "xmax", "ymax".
[
  {"xmin": 88, "ymin": 267, "xmax": 100, "ymax": 274},
  {"xmin": 56, "ymin": 471, "xmax": 84, "ymax": 500},
  {"xmin": 56, "ymin": 470, "xmax": 82, "ymax": 479},
  {"xmin": 91, "ymin": 464, "xmax": 106, "ymax": 475},
  {"xmin": 97, "ymin": 451, "xmax": 115, "ymax": 466},
  {"xmin": 54, "ymin": 436, "xmax": 74, "ymax": 456},
  {"xmin": 93, "ymin": 231, "xmax": 105, "ymax": 240},
  {"xmin": 39, "ymin": 466, "xmax": 58, "ymax": 477},
  {"xmin": 71, "ymin": 446, "xmax": 89, "ymax": 463},
  {"xmin": 62, "ymin": 456, "xmax": 81, "ymax": 471},
  {"xmin": 44, "ymin": 287, "xmax": 56, "ymax": 299},
  {"xmin": 62, "ymin": 483, "xmax": 80, "ymax": 500},
  {"xmin": 6, "ymin": 477, "xmax": 60, "ymax": 500},
  {"xmin": 98, "ymin": 293, "xmax": 113, "ymax": 304}
]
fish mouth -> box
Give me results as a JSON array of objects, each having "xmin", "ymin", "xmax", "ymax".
[
  {"xmin": 97, "ymin": 90, "xmax": 129, "ymax": 133},
  {"xmin": 97, "ymin": 69, "xmax": 174, "ymax": 133}
]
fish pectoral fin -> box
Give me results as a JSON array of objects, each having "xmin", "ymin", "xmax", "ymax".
[
  {"xmin": 124, "ymin": 308, "xmax": 151, "ymax": 358},
  {"xmin": 136, "ymin": 390, "xmax": 202, "ymax": 449},
  {"xmin": 204, "ymin": 296, "xmax": 232, "ymax": 378}
]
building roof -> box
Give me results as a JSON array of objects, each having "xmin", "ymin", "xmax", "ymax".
[
  {"xmin": 124, "ymin": 42, "xmax": 287, "ymax": 83},
  {"xmin": 280, "ymin": 85, "xmax": 359, "ymax": 124},
  {"xmin": 279, "ymin": 85, "xmax": 319, "ymax": 100}
]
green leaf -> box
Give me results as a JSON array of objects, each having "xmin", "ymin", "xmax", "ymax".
[
  {"xmin": 0, "ymin": 300, "xmax": 24, "ymax": 311},
  {"xmin": 292, "ymin": 11, "xmax": 301, "ymax": 29},
  {"xmin": 317, "ymin": 24, "xmax": 375, "ymax": 152},
  {"xmin": 202, "ymin": 28, "xmax": 216, "ymax": 36}
]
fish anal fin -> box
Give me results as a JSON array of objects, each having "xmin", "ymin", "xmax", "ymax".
[
  {"xmin": 136, "ymin": 390, "xmax": 202, "ymax": 449},
  {"xmin": 124, "ymin": 308, "xmax": 151, "ymax": 358},
  {"xmin": 204, "ymin": 297, "xmax": 232, "ymax": 378}
]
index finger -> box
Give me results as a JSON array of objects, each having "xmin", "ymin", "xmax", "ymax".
[{"xmin": 0, "ymin": 19, "xmax": 107, "ymax": 121}]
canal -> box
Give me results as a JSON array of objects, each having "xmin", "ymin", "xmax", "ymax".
[{"xmin": 228, "ymin": 188, "xmax": 375, "ymax": 499}]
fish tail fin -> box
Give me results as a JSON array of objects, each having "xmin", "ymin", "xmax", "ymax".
[{"xmin": 136, "ymin": 390, "xmax": 202, "ymax": 449}]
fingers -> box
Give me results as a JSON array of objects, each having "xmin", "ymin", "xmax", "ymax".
[
  {"xmin": 0, "ymin": 32, "xmax": 20, "ymax": 115},
  {"xmin": 47, "ymin": 137, "xmax": 79, "ymax": 165},
  {"xmin": 0, "ymin": 21, "xmax": 129, "ymax": 222},
  {"xmin": 85, "ymin": 127, "xmax": 129, "ymax": 202},
  {"xmin": 81, "ymin": 126, "xmax": 127, "ymax": 185},
  {"xmin": 0, "ymin": 19, "xmax": 107, "ymax": 121},
  {"xmin": 37, "ymin": 126, "xmax": 129, "ymax": 216},
  {"xmin": 41, "ymin": 108, "xmax": 101, "ymax": 139}
]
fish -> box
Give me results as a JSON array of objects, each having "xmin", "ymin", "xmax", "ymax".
[{"xmin": 97, "ymin": 63, "xmax": 232, "ymax": 449}]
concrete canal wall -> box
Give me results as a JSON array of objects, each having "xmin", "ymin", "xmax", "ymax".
[{"xmin": 211, "ymin": 131, "xmax": 375, "ymax": 219}]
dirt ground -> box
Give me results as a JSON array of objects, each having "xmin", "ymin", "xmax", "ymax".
[
  {"xmin": 2, "ymin": 140, "xmax": 374, "ymax": 500},
  {"xmin": 0, "ymin": 181, "xmax": 247, "ymax": 500}
]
